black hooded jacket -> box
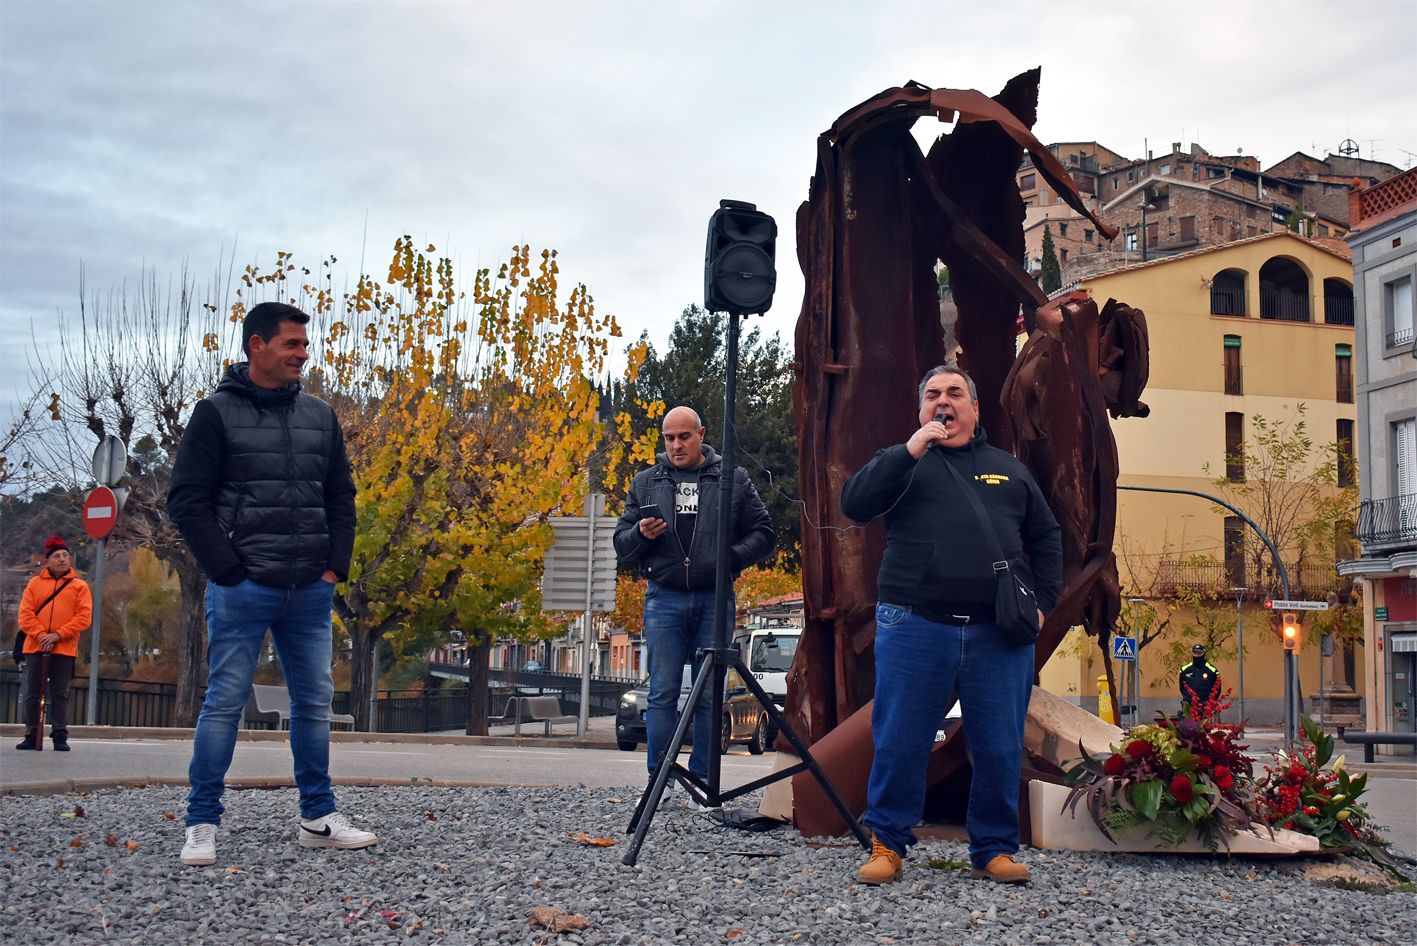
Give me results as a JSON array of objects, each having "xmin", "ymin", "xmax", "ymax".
[
  {"xmin": 167, "ymin": 364, "xmax": 356, "ymax": 587},
  {"xmin": 840, "ymin": 425, "xmax": 1062, "ymax": 623},
  {"xmin": 613, "ymin": 444, "xmax": 775, "ymax": 591}
]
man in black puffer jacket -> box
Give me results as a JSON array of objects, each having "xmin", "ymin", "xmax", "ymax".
[
  {"xmin": 168, "ymin": 302, "xmax": 375, "ymax": 867},
  {"xmin": 613, "ymin": 406, "xmax": 774, "ymax": 797}
]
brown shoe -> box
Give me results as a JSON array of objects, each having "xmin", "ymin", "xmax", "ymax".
[
  {"xmin": 971, "ymin": 853, "xmax": 1029, "ymax": 884},
  {"xmin": 857, "ymin": 835, "xmax": 903, "ymax": 885}
]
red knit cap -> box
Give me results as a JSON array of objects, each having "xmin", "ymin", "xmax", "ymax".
[{"xmin": 44, "ymin": 535, "xmax": 69, "ymax": 558}]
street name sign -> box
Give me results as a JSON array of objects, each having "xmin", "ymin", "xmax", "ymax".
[{"xmin": 1262, "ymin": 599, "xmax": 1330, "ymax": 611}]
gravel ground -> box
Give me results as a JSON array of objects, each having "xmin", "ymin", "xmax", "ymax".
[{"xmin": 1, "ymin": 784, "xmax": 1413, "ymax": 946}]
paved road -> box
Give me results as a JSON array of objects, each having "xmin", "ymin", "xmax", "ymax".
[{"xmin": 0, "ymin": 735, "xmax": 777, "ymax": 791}]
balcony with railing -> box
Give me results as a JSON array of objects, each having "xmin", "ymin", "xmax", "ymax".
[
  {"xmin": 1323, "ymin": 295, "xmax": 1354, "ymax": 325},
  {"xmin": 1357, "ymin": 492, "xmax": 1417, "ymax": 547},
  {"xmin": 1155, "ymin": 560, "xmax": 1349, "ymax": 600},
  {"xmin": 1386, "ymin": 326, "xmax": 1415, "ymax": 349},
  {"xmin": 1210, "ymin": 287, "xmax": 1245, "ymax": 317},
  {"xmin": 1260, "ymin": 290, "xmax": 1310, "ymax": 322}
]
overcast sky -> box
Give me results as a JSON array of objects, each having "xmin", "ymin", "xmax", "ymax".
[{"xmin": 3, "ymin": 0, "xmax": 1414, "ymax": 430}]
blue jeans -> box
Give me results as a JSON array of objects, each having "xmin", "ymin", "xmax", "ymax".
[
  {"xmin": 187, "ymin": 578, "xmax": 338, "ymax": 826},
  {"xmin": 643, "ymin": 584, "xmax": 733, "ymax": 782},
  {"xmin": 865, "ymin": 603, "xmax": 1034, "ymax": 867}
]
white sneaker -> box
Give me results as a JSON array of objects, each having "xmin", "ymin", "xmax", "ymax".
[
  {"xmin": 180, "ymin": 823, "xmax": 218, "ymax": 866},
  {"xmin": 683, "ymin": 790, "xmax": 722, "ymax": 813},
  {"xmin": 298, "ymin": 811, "xmax": 377, "ymax": 850}
]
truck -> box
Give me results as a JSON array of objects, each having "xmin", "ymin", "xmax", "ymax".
[{"xmin": 735, "ymin": 623, "xmax": 800, "ymax": 739}]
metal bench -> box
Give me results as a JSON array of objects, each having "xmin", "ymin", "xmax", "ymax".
[
  {"xmin": 1336, "ymin": 726, "xmax": 1417, "ymax": 763},
  {"xmin": 486, "ymin": 695, "xmax": 577, "ymax": 736},
  {"xmin": 244, "ymin": 683, "xmax": 356, "ymax": 731}
]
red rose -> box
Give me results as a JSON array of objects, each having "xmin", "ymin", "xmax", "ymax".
[
  {"xmin": 1195, "ymin": 755, "xmax": 1212, "ymax": 769},
  {"xmin": 1212, "ymin": 765, "xmax": 1230, "ymax": 780},
  {"xmin": 1103, "ymin": 754, "xmax": 1126, "ymax": 776},
  {"xmin": 1171, "ymin": 774, "xmax": 1194, "ymax": 804},
  {"xmin": 1216, "ymin": 774, "xmax": 1233, "ymax": 791},
  {"xmin": 1126, "ymin": 739, "xmax": 1151, "ymax": 759}
]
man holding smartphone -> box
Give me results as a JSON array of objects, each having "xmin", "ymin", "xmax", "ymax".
[{"xmin": 613, "ymin": 406, "xmax": 774, "ymax": 801}]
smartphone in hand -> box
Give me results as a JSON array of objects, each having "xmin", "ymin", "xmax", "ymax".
[{"xmin": 640, "ymin": 503, "xmax": 663, "ymax": 521}]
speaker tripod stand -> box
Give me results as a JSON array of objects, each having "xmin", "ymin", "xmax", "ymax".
[
  {"xmin": 623, "ymin": 203, "xmax": 870, "ymax": 861},
  {"xmin": 622, "ymin": 639, "xmax": 872, "ymax": 865}
]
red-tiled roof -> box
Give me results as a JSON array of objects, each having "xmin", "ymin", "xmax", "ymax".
[{"xmin": 1080, "ymin": 230, "xmax": 1352, "ymax": 283}]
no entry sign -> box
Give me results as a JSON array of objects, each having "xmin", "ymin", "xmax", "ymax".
[{"xmin": 84, "ymin": 485, "xmax": 120, "ymax": 540}]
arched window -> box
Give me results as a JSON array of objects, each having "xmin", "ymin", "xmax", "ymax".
[
  {"xmin": 1323, "ymin": 278, "xmax": 1354, "ymax": 325},
  {"xmin": 1211, "ymin": 268, "xmax": 1247, "ymax": 316},
  {"xmin": 1259, "ymin": 257, "xmax": 1311, "ymax": 322}
]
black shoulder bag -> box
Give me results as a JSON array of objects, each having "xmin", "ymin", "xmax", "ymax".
[{"xmin": 937, "ymin": 456, "xmax": 1041, "ymax": 646}]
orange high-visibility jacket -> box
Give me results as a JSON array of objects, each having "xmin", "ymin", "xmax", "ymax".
[{"xmin": 18, "ymin": 568, "xmax": 92, "ymax": 658}]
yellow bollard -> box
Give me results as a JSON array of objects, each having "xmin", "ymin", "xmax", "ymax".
[{"xmin": 1097, "ymin": 675, "xmax": 1116, "ymax": 725}]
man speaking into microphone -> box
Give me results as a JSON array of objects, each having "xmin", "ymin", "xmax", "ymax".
[{"xmin": 841, "ymin": 366, "xmax": 1061, "ymax": 886}]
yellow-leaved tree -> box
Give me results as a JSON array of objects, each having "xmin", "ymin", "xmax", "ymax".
[
  {"xmin": 11, "ymin": 239, "xmax": 660, "ymax": 728},
  {"xmin": 296, "ymin": 238, "xmax": 656, "ymax": 730}
]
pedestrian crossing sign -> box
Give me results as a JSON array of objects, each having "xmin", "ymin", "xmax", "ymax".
[{"xmin": 1112, "ymin": 636, "xmax": 1137, "ymax": 661}]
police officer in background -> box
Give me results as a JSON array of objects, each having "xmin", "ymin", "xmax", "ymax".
[{"xmin": 1179, "ymin": 643, "xmax": 1220, "ymax": 717}]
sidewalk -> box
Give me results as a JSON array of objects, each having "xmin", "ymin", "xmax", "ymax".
[{"xmin": 0, "ymin": 712, "xmax": 623, "ymax": 749}]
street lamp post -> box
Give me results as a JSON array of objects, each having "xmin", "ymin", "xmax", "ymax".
[
  {"xmin": 1232, "ymin": 587, "xmax": 1248, "ymax": 723},
  {"xmin": 1118, "ymin": 484, "xmax": 1296, "ymax": 744}
]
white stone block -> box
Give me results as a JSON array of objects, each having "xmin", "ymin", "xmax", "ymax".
[
  {"xmin": 1029, "ymin": 780, "xmax": 1321, "ymax": 855},
  {"xmin": 759, "ymin": 751, "xmax": 798, "ymax": 821}
]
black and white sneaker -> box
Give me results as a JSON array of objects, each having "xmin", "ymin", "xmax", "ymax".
[{"xmin": 298, "ymin": 811, "xmax": 377, "ymax": 850}]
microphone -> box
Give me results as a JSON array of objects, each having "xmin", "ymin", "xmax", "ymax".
[{"xmin": 929, "ymin": 411, "xmax": 946, "ymax": 449}]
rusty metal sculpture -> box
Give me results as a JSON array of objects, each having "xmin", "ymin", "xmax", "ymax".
[{"xmin": 787, "ymin": 71, "xmax": 1150, "ymax": 831}]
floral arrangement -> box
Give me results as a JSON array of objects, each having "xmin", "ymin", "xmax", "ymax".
[
  {"xmin": 1063, "ymin": 690, "xmax": 1260, "ymax": 850},
  {"xmin": 1257, "ymin": 714, "xmax": 1407, "ymax": 880}
]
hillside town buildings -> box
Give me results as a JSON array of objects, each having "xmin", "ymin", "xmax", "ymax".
[{"xmin": 1020, "ymin": 140, "xmax": 1402, "ymax": 288}]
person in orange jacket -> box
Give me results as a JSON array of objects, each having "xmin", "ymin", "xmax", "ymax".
[{"xmin": 16, "ymin": 535, "xmax": 92, "ymax": 751}]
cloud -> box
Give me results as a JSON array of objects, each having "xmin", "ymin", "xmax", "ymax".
[{"xmin": 2, "ymin": 0, "xmax": 1413, "ymax": 438}]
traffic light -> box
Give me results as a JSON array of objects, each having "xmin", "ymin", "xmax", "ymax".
[{"xmin": 1281, "ymin": 612, "xmax": 1300, "ymax": 653}]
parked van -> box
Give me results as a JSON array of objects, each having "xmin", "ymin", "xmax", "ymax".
[{"xmin": 736, "ymin": 626, "xmax": 799, "ymax": 709}]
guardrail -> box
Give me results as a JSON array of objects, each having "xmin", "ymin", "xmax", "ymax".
[
  {"xmin": 0, "ymin": 670, "xmax": 179, "ymax": 727},
  {"xmin": 2, "ymin": 666, "xmax": 635, "ymax": 734}
]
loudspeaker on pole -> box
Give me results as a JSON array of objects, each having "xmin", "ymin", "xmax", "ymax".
[{"xmin": 704, "ymin": 199, "xmax": 777, "ymax": 315}]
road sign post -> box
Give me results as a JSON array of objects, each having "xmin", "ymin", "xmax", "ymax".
[
  {"xmin": 540, "ymin": 494, "xmax": 615, "ymax": 737},
  {"xmin": 1111, "ymin": 636, "xmax": 1137, "ymax": 726},
  {"xmin": 83, "ymin": 485, "xmax": 121, "ymax": 725},
  {"xmin": 91, "ymin": 435, "xmax": 128, "ymax": 487}
]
